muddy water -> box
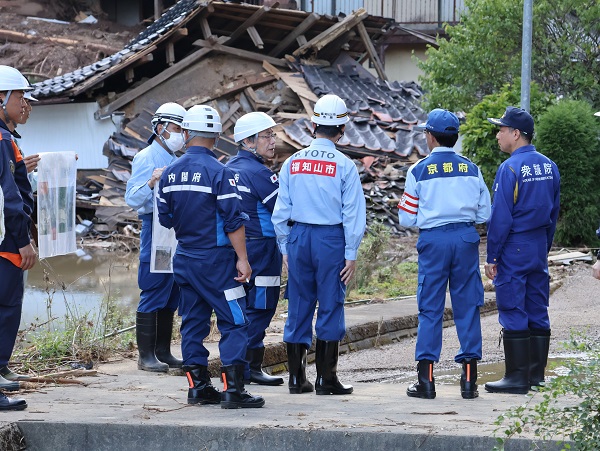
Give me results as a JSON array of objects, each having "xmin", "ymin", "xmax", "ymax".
[
  {"xmin": 368, "ymin": 355, "xmax": 580, "ymax": 386},
  {"xmin": 22, "ymin": 249, "xmax": 141, "ymax": 328}
]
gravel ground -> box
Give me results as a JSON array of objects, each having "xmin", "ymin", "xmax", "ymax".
[{"xmin": 332, "ymin": 262, "xmax": 598, "ymax": 385}]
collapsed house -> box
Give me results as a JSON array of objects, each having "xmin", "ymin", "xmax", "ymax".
[{"xmin": 24, "ymin": 1, "xmax": 432, "ymax": 236}]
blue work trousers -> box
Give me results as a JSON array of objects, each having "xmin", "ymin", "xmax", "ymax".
[
  {"xmin": 137, "ymin": 215, "xmax": 180, "ymax": 313},
  {"xmin": 415, "ymin": 223, "xmax": 483, "ymax": 363},
  {"xmin": 494, "ymin": 230, "xmax": 550, "ymax": 331},
  {"xmin": 245, "ymin": 238, "xmax": 281, "ymax": 350},
  {"xmin": 283, "ymin": 223, "xmax": 346, "ymax": 349},
  {"xmin": 0, "ymin": 258, "xmax": 24, "ymax": 367},
  {"xmin": 173, "ymin": 248, "xmax": 249, "ymax": 366}
]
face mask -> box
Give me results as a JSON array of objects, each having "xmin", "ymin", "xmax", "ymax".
[{"xmin": 161, "ymin": 130, "xmax": 184, "ymax": 152}]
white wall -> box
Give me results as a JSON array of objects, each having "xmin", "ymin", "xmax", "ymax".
[{"xmin": 17, "ymin": 102, "xmax": 116, "ymax": 170}]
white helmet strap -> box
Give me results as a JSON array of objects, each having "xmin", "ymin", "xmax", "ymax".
[{"xmin": 1, "ymin": 90, "xmax": 15, "ymax": 127}]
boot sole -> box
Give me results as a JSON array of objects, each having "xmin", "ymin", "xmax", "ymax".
[
  {"xmin": 484, "ymin": 385, "xmax": 529, "ymax": 394},
  {"xmin": 187, "ymin": 399, "xmax": 220, "ymax": 405},
  {"xmin": 0, "ymin": 403, "xmax": 27, "ymax": 411},
  {"xmin": 137, "ymin": 364, "xmax": 169, "ymax": 373},
  {"xmin": 220, "ymin": 400, "xmax": 265, "ymax": 409},
  {"xmin": 315, "ymin": 389, "xmax": 353, "ymax": 395},
  {"xmin": 406, "ymin": 391, "xmax": 436, "ymax": 399},
  {"xmin": 0, "ymin": 382, "xmax": 20, "ymax": 392},
  {"xmin": 289, "ymin": 385, "xmax": 314, "ymax": 394},
  {"xmin": 461, "ymin": 391, "xmax": 479, "ymax": 399}
]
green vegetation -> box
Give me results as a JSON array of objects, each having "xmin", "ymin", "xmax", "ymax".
[
  {"xmin": 494, "ymin": 332, "xmax": 600, "ymax": 450},
  {"xmin": 536, "ymin": 100, "xmax": 600, "ymax": 246},
  {"xmin": 347, "ymin": 223, "xmax": 419, "ymax": 301},
  {"xmin": 418, "ymin": 0, "xmax": 600, "ymax": 112},
  {"xmin": 14, "ymin": 263, "xmax": 137, "ymax": 374}
]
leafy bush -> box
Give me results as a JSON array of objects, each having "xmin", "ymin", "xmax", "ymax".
[
  {"xmin": 536, "ymin": 100, "xmax": 600, "ymax": 246},
  {"xmin": 494, "ymin": 333, "xmax": 600, "ymax": 450},
  {"xmin": 461, "ymin": 83, "xmax": 553, "ymax": 189}
]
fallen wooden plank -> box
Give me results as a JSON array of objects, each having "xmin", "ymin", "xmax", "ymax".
[
  {"xmin": 268, "ymin": 12, "xmax": 320, "ymax": 57},
  {"xmin": 355, "ymin": 21, "xmax": 387, "ymax": 81},
  {"xmin": 275, "ymin": 112, "xmax": 307, "ymax": 120},
  {"xmin": 292, "ymin": 8, "xmax": 368, "ymax": 57},
  {"xmin": 278, "ymin": 73, "xmax": 318, "ymax": 102},
  {"xmin": 192, "ymin": 39, "xmax": 287, "ymax": 67},
  {"xmin": 0, "ymin": 28, "xmax": 121, "ymax": 54}
]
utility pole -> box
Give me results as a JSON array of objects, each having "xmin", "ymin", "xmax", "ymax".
[{"xmin": 521, "ymin": 0, "xmax": 533, "ymax": 112}]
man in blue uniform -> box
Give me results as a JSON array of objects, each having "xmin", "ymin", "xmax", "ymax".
[
  {"xmin": 125, "ymin": 102, "xmax": 186, "ymax": 373},
  {"xmin": 227, "ymin": 112, "xmax": 283, "ymax": 386},
  {"xmin": 0, "ymin": 65, "xmax": 35, "ymax": 410},
  {"xmin": 398, "ymin": 108, "xmax": 491, "ymax": 400},
  {"xmin": 157, "ymin": 105, "xmax": 264, "ymax": 409},
  {"xmin": 484, "ymin": 106, "xmax": 560, "ymax": 394},
  {"xmin": 272, "ymin": 94, "xmax": 366, "ymax": 396}
]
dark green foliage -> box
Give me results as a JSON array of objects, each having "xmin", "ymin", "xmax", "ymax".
[
  {"xmin": 418, "ymin": 0, "xmax": 600, "ymax": 112},
  {"xmin": 536, "ymin": 100, "xmax": 600, "ymax": 246},
  {"xmin": 461, "ymin": 83, "xmax": 553, "ymax": 189}
]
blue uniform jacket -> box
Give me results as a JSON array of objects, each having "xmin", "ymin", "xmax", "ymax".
[
  {"xmin": 226, "ymin": 150, "xmax": 279, "ymax": 238},
  {"xmin": 0, "ymin": 120, "xmax": 32, "ymax": 263},
  {"xmin": 398, "ymin": 147, "xmax": 491, "ymax": 229},
  {"xmin": 272, "ymin": 138, "xmax": 366, "ymax": 260},
  {"xmin": 125, "ymin": 140, "xmax": 176, "ymax": 216},
  {"xmin": 487, "ymin": 145, "xmax": 560, "ymax": 264},
  {"xmin": 157, "ymin": 146, "xmax": 248, "ymax": 253}
]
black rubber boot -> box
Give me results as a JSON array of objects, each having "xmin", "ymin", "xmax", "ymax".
[
  {"xmin": 183, "ymin": 365, "xmax": 221, "ymax": 405},
  {"xmin": 460, "ymin": 359, "xmax": 479, "ymax": 399},
  {"xmin": 530, "ymin": 329, "xmax": 551, "ymax": 387},
  {"xmin": 0, "ymin": 375, "xmax": 19, "ymax": 392},
  {"xmin": 136, "ymin": 311, "xmax": 169, "ymax": 373},
  {"xmin": 314, "ymin": 339, "xmax": 353, "ymax": 395},
  {"xmin": 286, "ymin": 343, "xmax": 314, "ymax": 394},
  {"xmin": 406, "ymin": 360, "xmax": 436, "ymax": 399},
  {"xmin": 220, "ymin": 364, "xmax": 265, "ymax": 409},
  {"xmin": 0, "ymin": 366, "xmax": 30, "ymax": 381},
  {"xmin": 246, "ymin": 347, "xmax": 284, "ymax": 386},
  {"xmin": 0, "ymin": 391, "xmax": 27, "ymax": 411},
  {"xmin": 155, "ymin": 309, "xmax": 183, "ymax": 369},
  {"xmin": 485, "ymin": 329, "xmax": 530, "ymax": 394}
]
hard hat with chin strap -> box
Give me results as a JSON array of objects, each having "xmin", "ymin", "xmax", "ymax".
[
  {"xmin": 312, "ymin": 94, "xmax": 350, "ymax": 126},
  {"xmin": 151, "ymin": 102, "xmax": 186, "ymax": 128},
  {"xmin": 234, "ymin": 112, "xmax": 276, "ymax": 143},
  {"xmin": 182, "ymin": 105, "xmax": 222, "ymax": 135}
]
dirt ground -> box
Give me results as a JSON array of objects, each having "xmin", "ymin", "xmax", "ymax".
[
  {"xmin": 0, "ymin": 9, "xmax": 138, "ymax": 81},
  {"xmin": 335, "ymin": 261, "xmax": 597, "ymax": 384}
]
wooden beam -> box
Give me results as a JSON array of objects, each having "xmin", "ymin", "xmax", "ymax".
[
  {"xmin": 154, "ymin": 0, "xmax": 163, "ymax": 21},
  {"xmin": 246, "ymin": 26, "xmax": 264, "ymax": 49},
  {"xmin": 296, "ymin": 35, "xmax": 307, "ymax": 47},
  {"xmin": 199, "ymin": 16, "xmax": 213, "ymax": 40},
  {"xmin": 356, "ymin": 22, "xmax": 387, "ymax": 81},
  {"xmin": 268, "ymin": 13, "xmax": 320, "ymax": 57},
  {"xmin": 95, "ymin": 37, "xmax": 228, "ymax": 119},
  {"xmin": 126, "ymin": 68, "xmax": 134, "ymax": 83},
  {"xmin": 192, "ymin": 39, "xmax": 287, "ymax": 67},
  {"xmin": 165, "ymin": 42, "xmax": 175, "ymax": 66},
  {"xmin": 225, "ymin": 3, "xmax": 279, "ymax": 44},
  {"xmin": 0, "ymin": 28, "xmax": 121, "ymax": 54},
  {"xmin": 293, "ymin": 8, "xmax": 368, "ymax": 57}
]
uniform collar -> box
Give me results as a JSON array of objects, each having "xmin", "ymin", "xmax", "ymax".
[
  {"xmin": 186, "ymin": 146, "xmax": 216, "ymax": 158},
  {"xmin": 430, "ymin": 146, "xmax": 455, "ymax": 154},
  {"xmin": 150, "ymin": 138, "xmax": 175, "ymax": 157},
  {"xmin": 311, "ymin": 138, "xmax": 337, "ymax": 148},
  {"xmin": 236, "ymin": 149, "xmax": 263, "ymax": 163},
  {"xmin": 511, "ymin": 144, "xmax": 536, "ymax": 156}
]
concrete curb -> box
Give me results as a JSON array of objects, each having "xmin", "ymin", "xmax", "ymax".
[
  {"xmin": 13, "ymin": 421, "xmax": 566, "ymax": 451},
  {"xmin": 207, "ymin": 298, "xmax": 499, "ymax": 375}
]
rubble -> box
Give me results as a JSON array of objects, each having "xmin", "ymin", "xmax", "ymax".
[{"xmin": 14, "ymin": 1, "xmax": 433, "ymax": 239}]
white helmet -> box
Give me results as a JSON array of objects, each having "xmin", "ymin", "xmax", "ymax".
[
  {"xmin": 182, "ymin": 105, "xmax": 222, "ymax": 134},
  {"xmin": 234, "ymin": 112, "xmax": 277, "ymax": 142},
  {"xmin": 0, "ymin": 65, "xmax": 33, "ymax": 92},
  {"xmin": 312, "ymin": 94, "xmax": 349, "ymax": 126},
  {"xmin": 151, "ymin": 102, "xmax": 186, "ymax": 128}
]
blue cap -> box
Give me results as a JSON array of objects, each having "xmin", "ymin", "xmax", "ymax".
[
  {"xmin": 414, "ymin": 108, "xmax": 460, "ymax": 135},
  {"xmin": 487, "ymin": 106, "xmax": 534, "ymax": 135}
]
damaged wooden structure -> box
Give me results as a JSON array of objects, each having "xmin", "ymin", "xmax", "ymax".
[{"xmin": 30, "ymin": 1, "xmax": 429, "ymax": 236}]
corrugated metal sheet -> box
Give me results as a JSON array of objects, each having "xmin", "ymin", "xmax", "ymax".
[
  {"xmin": 302, "ymin": 0, "xmax": 364, "ymax": 15},
  {"xmin": 17, "ymin": 103, "xmax": 116, "ymax": 170},
  {"xmin": 304, "ymin": 0, "xmax": 465, "ymax": 24}
]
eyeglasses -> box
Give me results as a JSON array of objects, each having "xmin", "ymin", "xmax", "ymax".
[{"xmin": 258, "ymin": 133, "xmax": 276, "ymax": 140}]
